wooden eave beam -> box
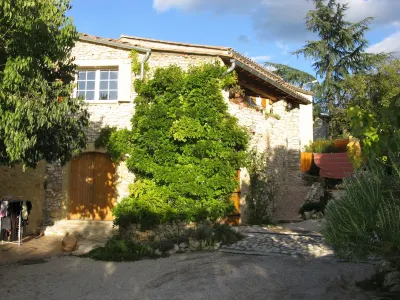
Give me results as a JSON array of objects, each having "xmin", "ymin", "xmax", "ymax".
[{"xmin": 239, "ymin": 81, "xmax": 279, "ymax": 101}]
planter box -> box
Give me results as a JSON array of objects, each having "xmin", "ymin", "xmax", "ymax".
[{"xmin": 313, "ymin": 153, "xmax": 354, "ymax": 179}]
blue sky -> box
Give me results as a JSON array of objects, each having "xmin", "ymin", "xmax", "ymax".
[{"xmin": 70, "ymin": 0, "xmax": 400, "ymax": 78}]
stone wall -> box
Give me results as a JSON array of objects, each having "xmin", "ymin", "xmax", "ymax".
[
  {"xmin": 224, "ymin": 92, "xmax": 303, "ymax": 222},
  {"xmin": 85, "ymin": 102, "xmax": 134, "ymax": 144},
  {"xmin": 123, "ymin": 222, "xmax": 196, "ymax": 243},
  {"xmin": 0, "ymin": 162, "xmax": 46, "ymax": 234},
  {"xmin": 43, "ymin": 162, "xmax": 63, "ymax": 225},
  {"xmin": 33, "ymin": 40, "xmax": 306, "ymax": 226},
  {"xmin": 147, "ymin": 51, "xmax": 223, "ymax": 74},
  {"xmin": 71, "ymin": 41, "xmax": 131, "ymax": 61}
]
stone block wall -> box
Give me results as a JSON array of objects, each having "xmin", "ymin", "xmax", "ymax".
[
  {"xmin": 0, "ymin": 162, "xmax": 46, "ymax": 234},
  {"xmin": 85, "ymin": 103, "xmax": 134, "ymax": 144},
  {"xmin": 224, "ymin": 92, "xmax": 302, "ymax": 222},
  {"xmin": 44, "ymin": 162, "xmax": 63, "ymax": 225},
  {"xmin": 123, "ymin": 222, "xmax": 196, "ymax": 243},
  {"xmin": 147, "ymin": 51, "xmax": 223, "ymax": 74},
  {"xmin": 71, "ymin": 41, "xmax": 132, "ymax": 61}
]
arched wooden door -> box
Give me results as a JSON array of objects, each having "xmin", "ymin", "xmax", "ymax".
[{"xmin": 69, "ymin": 152, "xmax": 115, "ymax": 220}]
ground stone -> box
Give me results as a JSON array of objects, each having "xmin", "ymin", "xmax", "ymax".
[
  {"xmin": 384, "ymin": 271, "xmax": 400, "ymax": 287},
  {"xmin": 61, "ymin": 235, "xmax": 77, "ymax": 252}
]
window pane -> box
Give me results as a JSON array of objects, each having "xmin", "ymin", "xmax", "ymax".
[
  {"xmin": 77, "ymin": 91, "xmax": 85, "ymax": 99},
  {"xmin": 99, "ymin": 92, "xmax": 109, "ymax": 100},
  {"xmin": 87, "ymin": 71, "xmax": 96, "ymax": 80},
  {"xmin": 109, "ymin": 91, "xmax": 118, "ymax": 100},
  {"xmin": 78, "ymin": 71, "xmax": 86, "ymax": 80},
  {"xmin": 100, "ymin": 81, "xmax": 108, "ymax": 90},
  {"xmin": 109, "ymin": 81, "xmax": 118, "ymax": 90},
  {"xmin": 110, "ymin": 71, "xmax": 118, "ymax": 80},
  {"xmin": 86, "ymin": 81, "xmax": 95, "ymax": 90},
  {"xmin": 78, "ymin": 81, "xmax": 86, "ymax": 90},
  {"xmin": 86, "ymin": 91, "xmax": 95, "ymax": 100},
  {"xmin": 100, "ymin": 71, "xmax": 109, "ymax": 80}
]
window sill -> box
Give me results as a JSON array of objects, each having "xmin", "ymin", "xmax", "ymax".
[{"xmin": 84, "ymin": 100, "xmax": 132, "ymax": 104}]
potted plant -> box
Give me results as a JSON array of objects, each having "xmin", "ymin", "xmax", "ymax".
[{"xmin": 229, "ymin": 85, "xmax": 245, "ymax": 104}]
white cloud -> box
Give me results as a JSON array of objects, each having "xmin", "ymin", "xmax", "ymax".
[
  {"xmin": 153, "ymin": 0, "xmax": 400, "ymax": 42},
  {"xmin": 276, "ymin": 41, "xmax": 289, "ymax": 55},
  {"xmin": 367, "ymin": 31, "xmax": 400, "ymax": 57},
  {"xmin": 250, "ymin": 55, "xmax": 272, "ymax": 62}
]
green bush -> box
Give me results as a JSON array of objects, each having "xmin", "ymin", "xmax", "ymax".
[
  {"xmin": 212, "ymin": 223, "xmax": 243, "ymax": 245},
  {"xmin": 245, "ymin": 149, "xmax": 278, "ymax": 225},
  {"xmin": 84, "ymin": 236, "xmax": 157, "ymax": 261},
  {"xmin": 304, "ymin": 139, "xmax": 338, "ymax": 153},
  {"xmin": 324, "ymin": 158, "xmax": 400, "ymax": 266},
  {"xmin": 189, "ymin": 222, "xmax": 243, "ymax": 246},
  {"xmin": 112, "ymin": 63, "xmax": 248, "ymax": 229},
  {"xmin": 299, "ymin": 190, "xmax": 333, "ymax": 214},
  {"xmin": 95, "ymin": 126, "xmax": 131, "ymax": 162},
  {"xmin": 113, "ymin": 180, "xmax": 235, "ymax": 229}
]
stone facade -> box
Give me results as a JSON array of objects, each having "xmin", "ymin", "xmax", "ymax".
[
  {"xmin": 147, "ymin": 51, "xmax": 223, "ymax": 74},
  {"xmin": 85, "ymin": 103, "xmax": 134, "ymax": 144},
  {"xmin": 1, "ymin": 39, "xmax": 311, "ymax": 229},
  {"xmin": 223, "ymin": 92, "xmax": 303, "ymax": 221},
  {"xmin": 44, "ymin": 162, "xmax": 63, "ymax": 225}
]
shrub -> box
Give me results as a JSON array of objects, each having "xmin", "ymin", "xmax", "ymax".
[
  {"xmin": 299, "ymin": 190, "xmax": 333, "ymax": 214},
  {"xmin": 112, "ymin": 63, "xmax": 248, "ymax": 229},
  {"xmin": 189, "ymin": 222, "xmax": 243, "ymax": 246},
  {"xmin": 324, "ymin": 158, "xmax": 400, "ymax": 267},
  {"xmin": 245, "ymin": 149, "xmax": 279, "ymax": 225},
  {"xmin": 212, "ymin": 223, "xmax": 243, "ymax": 245},
  {"xmin": 304, "ymin": 139, "xmax": 337, "ymax": 153},
  {"xmin": 84, "ymin": 236, "xmax": 157, "ymax": 261},
  {"xmin": 95, "ymin": 126, "xmax": 131, "ymax": 162}
]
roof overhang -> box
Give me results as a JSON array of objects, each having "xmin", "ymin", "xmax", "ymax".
[
  {"xmin": 79, "ymin": 34, "xmax": 150, "ymax": 53},
  {"xmin": 233, "ymin": 59, "xmax": 312, "ymax": 105}
]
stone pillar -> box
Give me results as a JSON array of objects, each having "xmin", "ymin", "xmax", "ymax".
[{"xmin": 44, "ymin": 162, "xmax": 63, "ymax": 225}]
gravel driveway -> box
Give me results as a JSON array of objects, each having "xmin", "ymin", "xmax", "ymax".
[{"xmin": 1, "ymin": 252, "xmax": 374, "ymax": 300}]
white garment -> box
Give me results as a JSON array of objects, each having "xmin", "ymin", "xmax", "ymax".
[{"xmin": 1, "ymin": 216, "xmax": 11, "ymax": 230}]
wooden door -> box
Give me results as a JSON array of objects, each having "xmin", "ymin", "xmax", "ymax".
[{"xmin": 69, "ymin": 152, "xmax": 115, "ymax": 220}]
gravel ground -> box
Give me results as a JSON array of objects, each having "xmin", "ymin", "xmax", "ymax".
[{"xmin": 1, "ymin": 252, "xmax": 375, "ymax": 300}]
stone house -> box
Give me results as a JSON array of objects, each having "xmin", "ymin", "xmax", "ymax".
[{"xmin": 0, "ymin": 34, "xmax": 313, "ymax": 235}]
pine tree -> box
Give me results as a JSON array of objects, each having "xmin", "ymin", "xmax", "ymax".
[
  {"xmin": 293, "ymin": 0, "xmax": 387, "ymax": 136},
  {"xmin": 264, "ymin": 62, "xmax": 316, "ymax": 90}
]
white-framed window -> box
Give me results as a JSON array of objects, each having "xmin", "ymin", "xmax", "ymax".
[{"xmin": 77, "ymin": 69, "xmax": 119, "ymax": 101}]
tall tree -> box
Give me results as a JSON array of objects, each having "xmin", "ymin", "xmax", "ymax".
[
  {"xmin": 294, "ymin": 0, "xmax": 386, "ymax": 136},
  {"xmin": 264, "ymin": 61, "xmax": 316, "ymax": 90},
  {"xmin": 0, "ymin": 0, "xmax": 89, "ymax": 168}
]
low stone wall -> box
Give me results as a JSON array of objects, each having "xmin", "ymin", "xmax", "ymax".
[
  {"xmin": 122, "ymin": 221, "xmax": 196, "ymax": 243},
  {"xmin": 121, "ymin": 222, "xmax": 223, "ymax": 254}
]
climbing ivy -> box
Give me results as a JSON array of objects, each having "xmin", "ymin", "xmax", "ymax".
[
  {"xmin": 94, "ymin": 126, "xmax": 131, "ymax": 162},
  {"xmin": 130, "ymin": 50, "xmax": 149, "ymax": 76},
  {"xmin": 112, "ymin": 63, "xmax": 249, "ymax": 228}
]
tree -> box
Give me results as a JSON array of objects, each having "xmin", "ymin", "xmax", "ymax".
[
  {"xmin": 294, "ymin": 0, "xmax": 387, "ymax": 137},
  {"xmin": 111, "ymin": 64, "xmax": 249, "ymax": 228},
  {"xmin": 345, "ymin": 60, "xmax": 400, "ymax": 157},
  {"xmin": 264, "ymin": 61, "xmax": 316, "ymax": 90},
  {"xmin": 0, "ymin": 0, "xmax": 89, "ymax": 168}
]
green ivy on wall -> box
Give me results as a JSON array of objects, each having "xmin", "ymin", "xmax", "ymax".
[
  {"xmin": 106, "ymin": 63, "xmax": 249, "ymax": 228},
  {"xmin": 130, "ymin": 50, "xmax": 150, "ymax": 76}
]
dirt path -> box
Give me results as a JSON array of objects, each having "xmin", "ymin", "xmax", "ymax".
[{"xmin": 1, "ymin": 252, "xmax": 374, "ymax": 300}]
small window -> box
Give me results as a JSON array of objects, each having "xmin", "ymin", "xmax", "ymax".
[{"xmin": 76, "ymin": 69, "xmax": 118, "ymax": 101}]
